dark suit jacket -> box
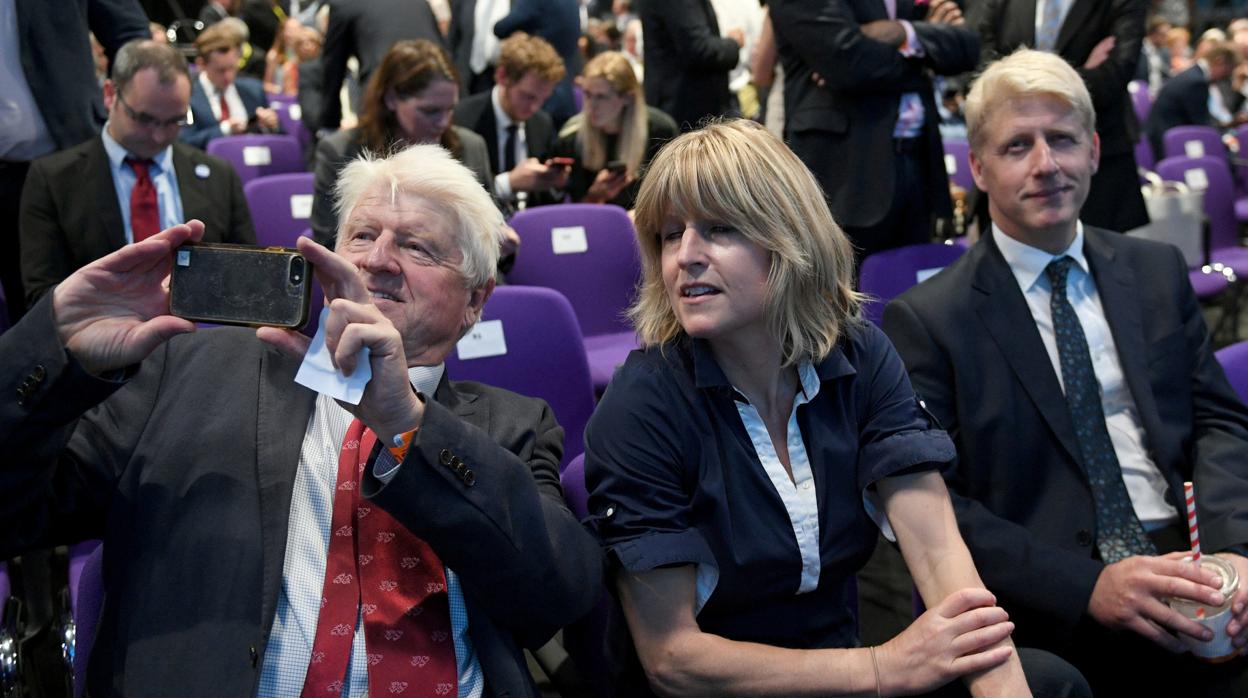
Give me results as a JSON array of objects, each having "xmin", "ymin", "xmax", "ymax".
[
  {"xmin": 882, "ymin": 228, "xmax": 1248, "ymax": 647},
  {"xmin": 769, "ymin": 0, "xmax": 978, "ymax": 229},
  {"xmin": 19, "ymin": 136, "xmax": 256, "ymax": 305},
  {"xmin": 448, "ymin": 0, "xmax": 482, "ymax": 95},
  {"xmin": 13, "ymin": 0, "xmax": 149, "ymax": 154},
  {"xmin": 0, "ymin": 296, "xmax": 604, "ymax": 697},
  {"xmin": 636, "ymin": 0, "xmax": 739, "ymax": 131},
  {"xmin": 197, "ymin": 2, "xmax": 229, "ymax": 26},
  {"xmin": 1146, "ymin": 64, "xmax": 1215, "ymax": 161},
  {"xmin": 316, "ymin": 0, "xmax": 445, "ymax": 132},
  {"xmin": 181, "ymin": 75, "xmax": 271, "ymax": 150},
  {"xmin": 493, "ymin": 0, "xmax": 582, "ymax": 127},
  {"xmin": 454, "ymin": 90, "xmax": 559, "ymax": 205}
]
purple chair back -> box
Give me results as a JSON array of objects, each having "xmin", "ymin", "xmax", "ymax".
[
  {"xmin": 267, "ymin": 93, "xmax": 298, "ymax": 109},
  {"xmin": 444, "ymin": 286, "xmax": 595, "ymax": 469},
  {"xmin": 67, "ymin": 540, "xmax": 101, "ymax": 616},
  {"xmin": 1215, "ymin": 341, "xmax": 1248, "ymax": 404},
  {"xmin": 1235, "ymin": 124, "xmax": 1248, "ymax": 195},
  {"xmin": 72, "ymin": 544, "xmax": 104, "ymax": 698},
  {"xmin": 1135, "ymin": 137, "xmax": 1155, "ymax": 174},
  {"xmin": 1163, "ymin": 125, "xmax": 1226, "ymax": 161},
  {"xmin": 206, "ymin": 134, "xmax": 305, "ymax": 184},
  {"xmin": 506, "ymin": 204, "xmax": 640, "ymax": 338},
  {"xmin": 245, "ymin": 173, "xmax": 316, "ymax": 248},
  {"xmin": 942, "ymin": 139, "xmax": 975, "ymax": 192},
  {"xmin": 1156, "ymin": 155, "xmax": 1238, "ymax": 251},
  {"xmin": 1128, "ymin": 79, "xmax": 1151, "ymax": 124},
  {"xmin": 859, "ymin": 243, "xmax": 966, "ymax": 325},
  {"xmin": 273, "ymin": 101, "xmax": 313, "ymax": 157}
]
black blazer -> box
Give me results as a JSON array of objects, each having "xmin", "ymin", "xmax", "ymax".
[
  {"xmin": 317, "ymin": 0, "xmax": 445, "ymax": 132},
  {"xmin": 770, "ymin": 0, "xmax": 978, "ymax": 229},
  {"xmin": 1146, "ymin": 64, "xmax": 1215, "ymax": 160},
  {"xmin": 181, "ymin": 75, "xmax": 271, "ymax": 150},
  {"xmin": 882, "ymin": 228, "xmax": 1248, "ymax": 646},
  {"xmin": 453, "ymin": 90, "xmax": 559, "ymax": 205},
  {"xmin": 0, "ymin": 297, "xmax": 604, "ymax": 697},
  {"xmin": 636, "ymin": 0, "xmax": 740, "ymax": 130},
  {"xmin": 19, "ymin": 136, "xmax": 256, "ymax": 305}
]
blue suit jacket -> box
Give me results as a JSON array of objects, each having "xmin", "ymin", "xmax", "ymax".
[
  {"xmin": 882, "ymin": 228, "xmax": 1248, "ymax": 647},
  {"xmin": 181, "ymin": 75, "xmax": 270, "ymax": 150},
  {"xmin": 0, "ymin": 297, "xmax": 604, "ymax": 697}
]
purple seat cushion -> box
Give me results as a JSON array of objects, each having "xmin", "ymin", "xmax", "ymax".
[
  {"xmin": 1235, "ymin": 197, "xmax": 1248, "ymax": 222},
  {"xmin": 1189, "ymin": 269, "xmax": 1230, "ymax": 299},
  {"xmin": 1210, "ymin": 245, "xmax": 1248, "ymax": 278},
  {"xmin": 584, "ymin": 331, "xmax": 639, "ymax": 392}
]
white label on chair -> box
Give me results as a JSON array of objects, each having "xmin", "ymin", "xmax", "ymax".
[
  {"xmin": 551, "ymin": 226, "xmax": 588, "ymax": 254},
  {"xmin": 289, "ymin": 104, "xmax": 302, "ymax": 121},
  {"xmin": 944, "ymin": 154, "xmax": 957, "ymax": 175},
  {"xmin": 243, "ymin": 146, "xmax": 272, "ymax": 166},
  {"xmin": 290, "ymin": 194, "xmax": 313, "ymax": 219},
  {"xmin": 1185, "ymin": 140, "xmax": 1206, "ymax": 158},
  {"xmin": 1185, "ymin": 168, "xmax": 1210, "ymax": 190},
  {"xmin": 456, "ymin": 319, "xmax": 507, "ymax": 360},
  {"xmin": 915, "ymin": 267, "xmax": 943, "ymax": 284}
]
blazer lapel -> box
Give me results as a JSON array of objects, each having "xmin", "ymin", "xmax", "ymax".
[
  {"xmin": 1009, "ymin": 0, "xmax": 1038, "ymax": 46},
  {"xmin": 254, "ymin": 346, "xmax": 318, "ymax": 633},
  {"xmin": 1084, "ymin": 229, "xmax": 1163, "ymax": 450},
  {"xmin": 85, "ymin": 138, "xmax": 128, "ymax": 251},
  {"xmin": 1055, "ymin": 0, "xmax": 1094, "ymax": 55},
  {"xmin": 173, "ymin": 147, "xmax": 212, "ymax": 226},
  {"xmin": 971, "ymin": 236, "xmax": 1084, "ymax": 467},
  {"xmin": 434, "ymin": 372, "xmax": 485, "ymax": 430}
]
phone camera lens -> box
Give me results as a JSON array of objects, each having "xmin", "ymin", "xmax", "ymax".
[{"xmin": 289, "ymin": 256, "xmax": 306, "ymax": 285}]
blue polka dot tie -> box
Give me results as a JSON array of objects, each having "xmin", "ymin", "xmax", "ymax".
[{"xmin": 1046, "ymin": 256, "xmax": 1155, "ymax": 563}]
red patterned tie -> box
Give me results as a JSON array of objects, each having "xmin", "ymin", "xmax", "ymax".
[
  {"xmin": 124, "ymin": 158, "xmax": 159, "ymax": 243},
  {"xmin": 219, "ymin": 91, "xmax": 231, "ymax": 123},
  {"xmin": 301, "ymin": 420, "xmax": 458, "ymax": 697}
]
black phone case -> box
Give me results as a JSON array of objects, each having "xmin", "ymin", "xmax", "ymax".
[{"xmin": 170, "ymin": 243, "xmax": 312, "ymax": 329}]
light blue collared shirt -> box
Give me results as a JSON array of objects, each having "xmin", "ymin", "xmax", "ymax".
[
  {"xmin": 100, "ymin": 125, "xmax": 184, "ymax": 243},
  {"xmin": 258, "ymin": 364, "xmax": 484, "ymax": 698}
]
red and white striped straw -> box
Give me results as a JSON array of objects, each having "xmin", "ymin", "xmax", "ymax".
[{"xmin": 1185, "ymin": 481, "xmax": 1200, "ymax": 561}]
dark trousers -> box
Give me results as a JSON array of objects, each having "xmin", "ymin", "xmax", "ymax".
[
  {"xmin": 842, "ymin": 139, "xmax": 934, "ymax": 265},
  {"xmin": 1081, "ymin": 149, "xmax": 1150, "ymax": 232}
]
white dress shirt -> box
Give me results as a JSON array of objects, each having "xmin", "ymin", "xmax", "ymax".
[
  {"xmin": 199, "ymin": 71, "xmax": 249, "ymax": 135},
  {"xmin": 100, "ymin": 125, "xmax": 185, "ymax": 243},
  {"xmin": 993, "ymin": 225, "xmax": 1181, "ymax": 527}
]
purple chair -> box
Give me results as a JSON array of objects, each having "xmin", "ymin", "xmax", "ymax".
[
  {"xmin": 206, "ymin": 134, "xmax": 305, "ymax": 184},
  {"xmin": 1128, "ymin": 79, "xmax": 1151, "ymax": 124},
  {"xmin": 559, "ymin": 454, "xmax": 612, "ymax": 691},
  {"xmin": 506, "ymin": 204, "xmax": 641, "ymax": 392},
  {"xmin": 1135, "ymin": 137, "xmax": 1156, "ymax": 175},
  {"xmin": 942, "ymin": 139, "xmax": 975, "ymax": 192},
  {"xmin": 273, "ymin": 101, "xmax": 313, "ymax": 157},
  {"xmin": 72, "ymin": 544, "xmax": 104, "ymax": 698},
  {"xmin": 1163, "ymin": 125, "xmax": 1226, "ymax": 161},
  {"xmin": 244, "ymin": 173, "xmax": 315, "ymax": 248},
  {"xmin": 859, "ymin": 243, "xmax": 967, "ymax": 325},
  {"xmin": 0, "ymin": 561, "xmax": 16, "ymax": 697},
  {"xmin": 1215, "ymin": 341, "xmax": 1248, "ymax": 404},
  {"xmin": 1155, "ymin": 155, "xmax": 1248, "ymax": 275},
  {"xmin": 444, "ymin": 286, "xmax": 596, "ymax": 470},
  {"xmin": 266, "ymin": 93, "xmax": 297, "ymax": 110}
]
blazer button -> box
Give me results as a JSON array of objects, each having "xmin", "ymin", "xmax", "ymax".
[
  {"xmin": 439, "ymin": 449, "xmax": 453, "ymax": 466},
  {"xmin": 249, "ymin": 645, "xmax": 258, "ymax": 667},
  {"xmin": 31, "ymin": 364, "xmax": 46, "ymax": 382},
  {"xmin": 1076, "ymin": 529, "xmax": 1093, "ymax": 547},
  {"xmin": 462, "ymin": 469, "xmax": 476, "ymax": 487}
]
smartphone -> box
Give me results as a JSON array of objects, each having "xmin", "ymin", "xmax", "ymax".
[
  {"xmin": 547, "ymin": 156, "xmax": 575, "ymax": 169},
  {"xmin": 604, "ymin": 159, "xmax": 627, "ymax": 175},
  {"xmin": 170, "ymin": 242, "xmax": 313, "ymax": 329}
]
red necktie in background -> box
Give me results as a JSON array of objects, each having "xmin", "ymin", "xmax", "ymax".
[
  {"xmin": 300, "ymin": 419, "xmax": 458, "ymax": 698},
  {"xmin": 124, "ymin": 157, "xmax": 159, "ymax": 242},
  {"xmin": 219, "ymin": 91, "xmax": 231, "ymax": 123}
]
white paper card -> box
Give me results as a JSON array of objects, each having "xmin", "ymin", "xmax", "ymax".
[
  {"xmin": 289, "ymin": 104, "xmax": 302, "ymax": 121},
  {"xmin": 295, "ymin": 308, "xmax": 372, "ymax": 404},
  {"xmin": 944, "ymin": 154, "xmax": 957, "ymax": 175},
  {"xmin": 243, "ymin": 146, "xmax": 272, "ymax": 166},
  {"xmin": 1184, "ymin": 140, "xmax": 1206, "ymax": 158},
  {"xmin": 456, "ymin": 319, "xmax": 507, "ymax": 360},
  {"xmin": 915, "ymin": 267, "xmax": 944, "ymax": 284},
  {"xmin": 1185, "ymin": 168, "xmax": 1210, "ymax": 190},
  {"xmin": 551, "ymin": 226, "xmax": 588, "ymax": 254},
  {"xmin": 290, "ymin": 194, "xmax": 313, "ymax": 219}
]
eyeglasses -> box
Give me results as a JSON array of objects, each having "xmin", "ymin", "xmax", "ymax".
[{"xmin": 116, "ymin": 91, "xmax": 188, "ymax": 130}]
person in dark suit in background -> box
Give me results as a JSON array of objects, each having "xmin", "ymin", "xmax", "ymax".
[
  {"xmin": 21, "ymin": 40, "xmax": 256, "ymax": 305},
  {"xmin": 315, "ymin": 0, "xmax": 445, "ymax": 133},
  {"xmin": 199, "ymin": 0, "xmax": 235, "ymax": 27},
  {"xmin": 493, "ymin": 0, "xmax": 582, "ymax": 127},
  {"xmin": 0, "ymin": 0, "xmax": 149, "ymax": 323},
  {"xmin": 1146, "ymin": 42, "xmax": 1240, "ymax": 160},
  {"xmin": 181, "ymin": 22, "xmax": 281, "ymax": 149},
  {"xmin": 883, "ymin": 49, "xmax": 1248, "ymax": 697},
  {"xmin": 454, "ymin": 32, "xmax": 569, "ymax": 210},
  {"xmin": 0, "ymin": 142, "xmax": 602, "ymax": 697},
  {"xmin": 1136, "ymin": 14, "xmax": 1172, "ymax": 94},
  {"xmin": 447, "ymin": 0, "xmax": 507, "ymax": 97},
  {"xmin": 769, "ymin": 0, "xmax": 978, "ymax": 262},
  {"xmin": 636, "ymin": 0, "xmax": 743, "ymax": 130},
  {"xmin": 969, "ymin": 0, "xmax": 1150, "ymax": 233}
]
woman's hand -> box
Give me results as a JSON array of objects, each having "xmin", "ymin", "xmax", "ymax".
[
  {"xmin": 875, "ymin": 587, "xmax": 1015, "ymax": 696},
  {"xmin": 584, "ymin": 168, "xmax": 631, "ymax": 204}
]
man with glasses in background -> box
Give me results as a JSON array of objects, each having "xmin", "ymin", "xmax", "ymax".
[{"xmin": 19, "ymin": 39, "xmax": 255, "ymax": 306}]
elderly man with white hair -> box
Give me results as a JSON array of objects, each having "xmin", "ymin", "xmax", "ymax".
[{"xmin": 0, "ymin": 144, "xmax": 602, "ymax": 698}]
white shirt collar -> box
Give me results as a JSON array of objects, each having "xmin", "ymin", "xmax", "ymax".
[
  {"xmin": 408, "ymin": 363, "xmax": 445, "ymax": 398},
  {"xmin": 992, "ymin": 221, "xmax": 1088, "ymax": 293},
  {"xmin": 100, "ymin": 122, "xmax": 174, "ymax": 171}
]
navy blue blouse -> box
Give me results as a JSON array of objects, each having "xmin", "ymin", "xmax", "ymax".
[{"xmin": 584, "ymin": 321, "xmax": 955, "ymax": 650}]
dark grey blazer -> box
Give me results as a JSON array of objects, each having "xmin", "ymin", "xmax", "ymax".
[
  {"xmin": 882, "ymin": 227, "xmax": 1248, "ymax": 645},
  {"xmin": 0, "ymin": 296, "xmax": 604, "ymax": 697},
  {"xmin": 19, "ymin": 136, "xmax": 256, "ymax": 305}
]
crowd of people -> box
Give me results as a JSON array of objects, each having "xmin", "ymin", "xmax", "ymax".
[{"xmin": 6, "ymin": 1, "xmax": 1248, "ymax": 697}]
